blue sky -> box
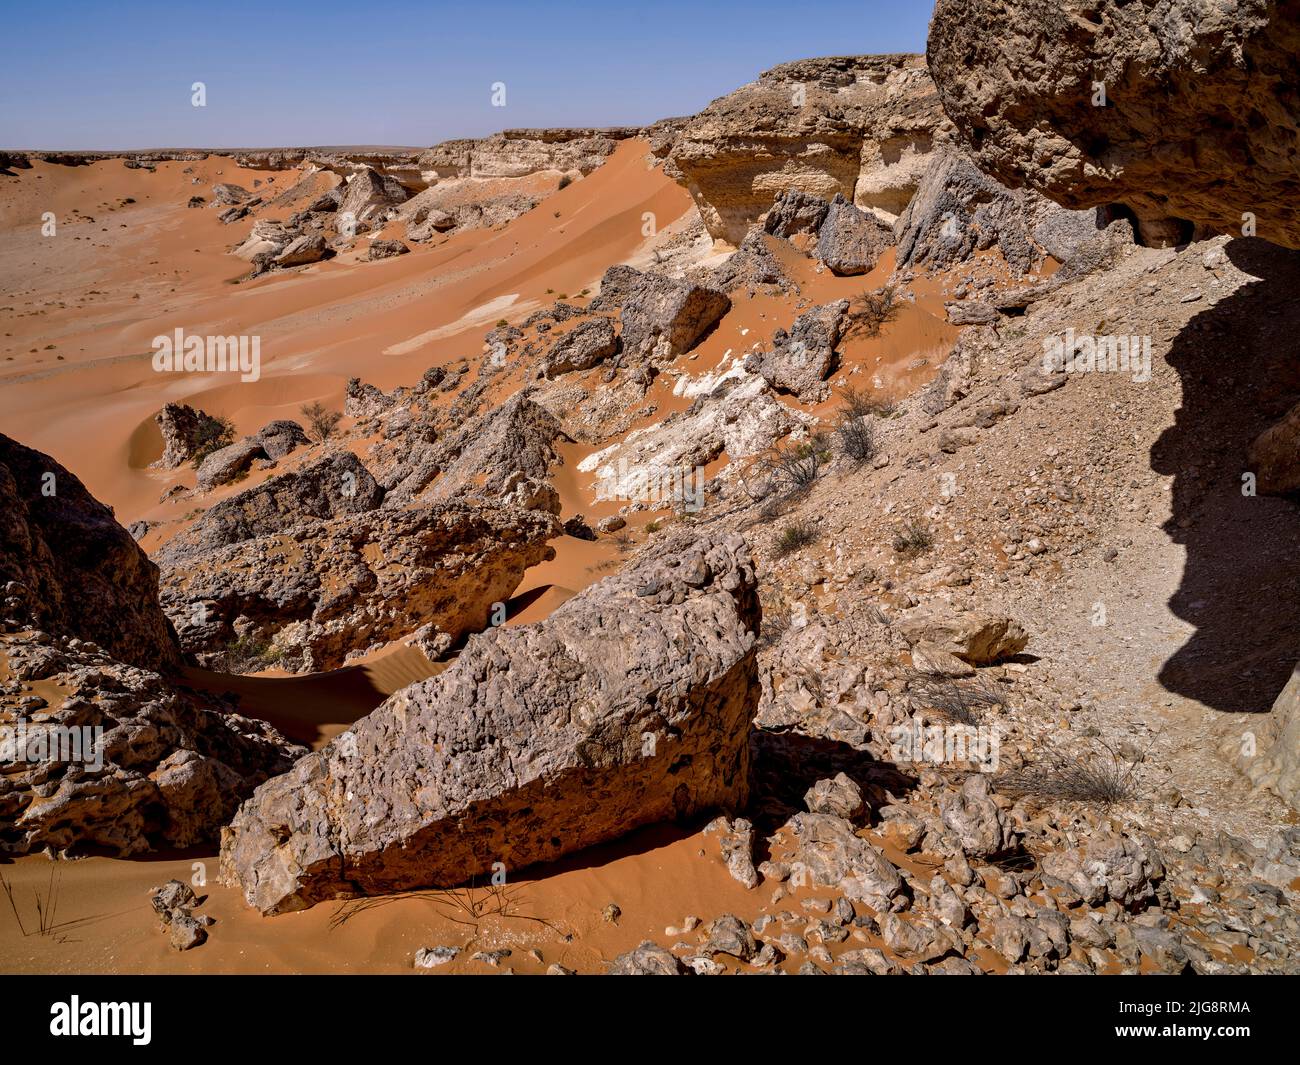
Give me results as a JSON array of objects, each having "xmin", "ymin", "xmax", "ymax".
[{"xmin": 0, "ymin": 1, "xmax": 932, "ymax": 149}]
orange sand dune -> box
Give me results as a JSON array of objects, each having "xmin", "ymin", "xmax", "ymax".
[{"xmin": 0, "ymin": 141, "xmax": 690, "ymax": 523}]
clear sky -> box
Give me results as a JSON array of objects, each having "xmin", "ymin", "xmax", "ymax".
[{"xmin": 0, "ymin": 0, "xmax": 933, "ymax": 149}]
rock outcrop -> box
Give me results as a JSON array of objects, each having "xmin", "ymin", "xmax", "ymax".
[
  {"xmin": 927, "ymin": 0, "xmax": 1300, "ymax": 249},
  {"xmin": 617, "ymin": 270, "xmax": 730, "ymax": 361},
  {"xmin": 666, "ymin": 54, "xmax": 944, "ymax": 243},
  {"xmin": 152, "ymin": 403, "xmax": 229, "ymax": 470},
  {"xmin": 815, "ymin": 193, "xmax": 894, "ymax": 275},
  {"xmin": 895, "ymin": 146, "xmax": 1099, "ymax": 275},
  {"xmin": 1, "ymin": 434, "xmax": 179, "ymax": 672},
  {"xmin": 746, "ymin": 299, "xmax": 848, "ymax": 402},
  {"xmin": 160, "ymin": 499, "xmax": 559, "ymax": 673},
  {"xmin": 219, "ymin": 531, "xmax": 759, "ymax": 914},
  {"xmin": 0, "ymin": 633, "xmax": 303, "ymax": 856}
]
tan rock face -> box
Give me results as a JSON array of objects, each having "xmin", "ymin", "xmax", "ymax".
[
  {"xmin": 927, "ymin": 0, "xmax": 1300, "ymax": 249},
  {"xmin": 665, "ymin": 55, "xmax": 944, "ymax": 243},
  {"xmin": 219, "ymin": 531, "xmax": 760, "ymax": 915},
  {"xmin": 1244, "ymin": 664, "xmax": 1300, "ymax": 812},
  {"xmin": 0, "ymin": 433, "xmax": 180, "ymax": 672},
  {"xmin": 897, "ymin": 604, "xmax": 1029, "ymax": 665},
  {"xmin": 160, "ymin": 500, "xmax": 558, "ymax": 673}
]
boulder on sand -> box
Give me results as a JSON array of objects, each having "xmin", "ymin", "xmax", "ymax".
[{"xmin": 219, "ymin": 530, "xmax": 760, "ymax": 914}]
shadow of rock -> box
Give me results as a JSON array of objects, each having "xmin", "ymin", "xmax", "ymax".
[{"xmin": 1151, "ymin": 237, "xmax": 1300, "ymax": 713}]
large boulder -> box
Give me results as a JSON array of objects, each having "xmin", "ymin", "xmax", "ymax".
[
  {"xmin": 0, "ymin": 434, "xmax": 180, "ymax": 671},
  {"xmin": 746, "ymin": 299, "xmax": 848, "ymax": 402},
  {"xmin": 337, "ymin": 167, "xmax": 411, "ymax": 225},
  {"xmin": 894, "ymin": 146, "xmax": 1098, "ymax": 275},
  {"xmin": 219, "ymin": 531, "xmax": 760, "ymax": 913},
  {"xmin": 815, "ymin": 194, "xmax": 894, "ymax": 275},
  {"xmin": 539, "ymin": 316, "xmax": 619, "ymax": 378},
  {"xmin": 618, "ymin": 270, "xmax": 731, "ymax": 360},
  {"xmin": 897, "ymin": 604, "xmax": 1029, "ymax": 664},
  {"xmin": 927, "ymin": 0, "xmax": 1300, "ymax": 249},
  {"xmin": 160, "ymin": 500, "xmax": 560, "ymax": 673}
]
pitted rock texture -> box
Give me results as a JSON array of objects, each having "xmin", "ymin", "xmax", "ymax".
[
  {"xmin": 927, "ymin": 0, "xmax": 1300, "ymax": 249},
  {"xmin": 1, "ymin": 433, "xmax": 180, "ymax": 672},
  {"xmin": 152, "ymin": 403, "xmax": 228, "ymax": 470},
  {"xmin": 219, "ymin": 531, "xmax": 760, "ymax": 914},
  {"xmin": 160, "ymin": 500, "xmax": 559, "ymax": 673},
  {"xmin": 0, "ymin": 633, "xmax": 303, "ymax": 856},
  {"xmin": 895, "ymin": 146, "xmax": 1099, "ymax": 275},
  {"xmin": 666, "ymin": 54, "xmax": 944, "ymax": 243}
]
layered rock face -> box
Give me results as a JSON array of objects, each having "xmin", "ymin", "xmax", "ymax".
[
  {"xmin": 418, "ymin": 127, "xmax": 639, "ymax": 181},
  {"xmin": 157, "ymin": 451, "xmax": 559, "ymax": 672},
  {"xmin": 219, "ymin": 531, "xmax": 760, "ymax": 914},
  {"xmin": 927, "ymin": 0, "xmax": 1300, "ymax": 249},
  {"xmin": 666, "ymin": 54, "xmax": 943, "ymax": 243},
  {"xmin": 0, "ymin": 434, "xmax": 179, "ymax": 672}
]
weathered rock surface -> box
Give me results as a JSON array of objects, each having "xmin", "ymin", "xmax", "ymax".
[
  {"xmin": 160, "ymin": 499, "xmax": 559, "ymax": 673},
  {"xmin": 895, "ymin": 146, "xmax": 1098, "ymax": 275},
  {"xmin": 152, "ymin": 403, "xmax": 228, "ymax": 470},
  {"xmin": 667, "ymin": 55, "xmax": 944, "ymax": 243},
  {"xmin": 1, "ymin": 433, "xmax": 179, "ymax": 671},
  {"xmin": 175, "ymin": 451, "xmax": 379, "ymax": 554},
  {"xmin": 927, "ymin": 0, "xmax": 1300, "ymax": 248},
  {"xmin": 539, "ymin": 316, "xmax": 619, "ymax": 378},
  {"xmin": 0, "ymin": 632, "xmax": 302, "ymax": 856},
  {"xmin": 815, "ymin": 194, "xmax": 894, "ymax": 275},
  {"xmin": 337, "ymin": 167, "xmax": 411, "ymax": 225},
  {"xmin": 746, "ymin": 299, "xmax": 848, "ymax": 402},
  {"xmin": 219, "ymin": 531, "xmax": 759, "ymax": 913},
  {"xmin": 617, "ymin": 269, "xmax": 730, "ymax": 360},
  {"xmin": 897, "ymin": 604, "xmax": 1028, "ymax": 664},
  {"xmin": 1244, "ymin": 663, "xmax": 1300, "ymax": 812},
  {"xmin": 377, "ymin": 392, "xmax": 568, "ymax": 508}
]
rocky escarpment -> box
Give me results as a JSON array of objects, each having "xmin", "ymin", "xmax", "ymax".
[
  {"xmin": 1, "ymin": 433, "xmax": 180, "ymax": 672},
  {"xmin": 665, "ymin": 55, "xmax": 943, "ymax": 243},
  {"xmin": 0, "ymin": 435, "xmax": 303, "ymax": 856},
  {"xmin": 927, "ymin": 0, "xmax": 1300, "ymax": 249},
  {"xmin": 219, "ymin": 531, "xmax": 760, "ymax": 914},
  {"xmin": 418, "ymin": 127, "xmax": 644, "ymax": 182}
]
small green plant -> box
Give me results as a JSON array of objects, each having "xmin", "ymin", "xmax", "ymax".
[
  {"xmin": 301, "ymin": 400, "xmax": 342, "ymax": 442},
  {"xmin": 835, "ymin": 412, "xmax": 876, "ymax": 463},
  {"xmin": 775, "ymin": 518, "xmax": 819, "ymax": 557},
  {"xmin": 645, "ymin": 519, "xmax": 662, "ymax": 533},
  {"xmin": 189, "ymin": 414, "xmax": 235, "ymax": 467},
  {"xmin": 892, "ymin": 521, "xmax": 934, "ymax": 557},
  {"xmin": 222, "ymin": 634, "xmax": 285, "ymax": 674}
]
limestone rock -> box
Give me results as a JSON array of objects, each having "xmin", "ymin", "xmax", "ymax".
[
  {"xmin": 0, "ymin": 433, "xmax": 180, "ymax": 671},
  {"xmin": 815, "ymin": 194, "xmax": 894, "ymax": 275},
  {"xmin": 152, "ymin": 403, "xmax": 228, "ymax": 470},
  {"xmin": 896, "ymin": 604, "xmax": 1028, "ymax": 664},
  {"xmin": 219, "ymin": 531, "xmax": 759, "ymax": 913},
  {"xmin": 618, "ymin": 270, "xmax": 731, "ymax": 360},
  {"xmin": 927, "ymin": 0, "xmax": 1300, "ymax": 248}
]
